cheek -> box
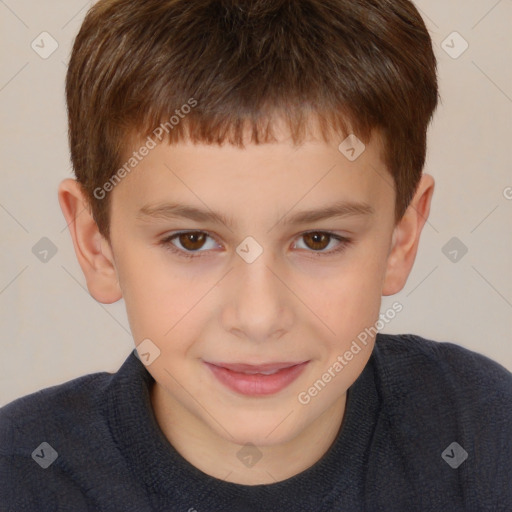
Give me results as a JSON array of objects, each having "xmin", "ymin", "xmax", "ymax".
[
  {"xmin": 114, "ymin": 247, "xmax": 174, "ymax": 340},
  {"xmin": 118, "ymin": 249, "xmax": 214, "ymax": 349},
  {"xmin": 306, "ymin": 249, "xmax": 387, "ymax": 338}
]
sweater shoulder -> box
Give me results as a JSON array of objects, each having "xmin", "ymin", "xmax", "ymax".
[
  {"xmin": 0, "ymin": 369, "xmax": 114, "ymax": 454},
  {"xmin": 373, "ymin": 332, "xmax": 512, "ymax": 416},
  {"xmin": 375, "ymin": 332, "xmax": 511, "ymax": 382}
]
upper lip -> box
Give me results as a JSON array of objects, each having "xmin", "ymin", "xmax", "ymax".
[{"xmin": 206, "ymin": 361, "xmax": 308, "ymax": 372}]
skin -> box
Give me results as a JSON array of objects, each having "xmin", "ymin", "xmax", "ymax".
[{"xmin": 58, "ymin": 119, "xmax": 434, "ymax": 485}]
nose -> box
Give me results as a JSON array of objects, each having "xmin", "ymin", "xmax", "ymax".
[{"xmin": 221, "ymin": 250, "xmax": 295, "ymax": 344}]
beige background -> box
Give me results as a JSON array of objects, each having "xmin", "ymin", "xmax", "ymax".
[{"xmin": 1, "ymin": 0, "xmax": 511, "ymax": 406}]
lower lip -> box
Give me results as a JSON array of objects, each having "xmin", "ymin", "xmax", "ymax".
[{"xmin": 205, "ymin": 361, "xmax": 309, "ymax": 396}]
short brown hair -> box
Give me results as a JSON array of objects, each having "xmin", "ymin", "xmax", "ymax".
[{"xmin": 66, "ymin": 0, "xmax": 439, "ymax": 240}]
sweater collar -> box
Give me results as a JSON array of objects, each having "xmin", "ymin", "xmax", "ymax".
[{"xmin": 107, "ymin": 347, "xmax": 380, "ymax": 508}]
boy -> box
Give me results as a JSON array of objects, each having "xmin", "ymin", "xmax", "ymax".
[{"xmin": 1, "ymin": 0, "xmax": 511, "ymax": 510}]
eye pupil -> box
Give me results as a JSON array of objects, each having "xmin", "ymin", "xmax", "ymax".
[
  {"xmin": 180, "ymin": 232, "xmax": 206, "ymax": 250},
  {"xmin": 304, "ymin": 232, "xmax": 330, "ymax": 251}
]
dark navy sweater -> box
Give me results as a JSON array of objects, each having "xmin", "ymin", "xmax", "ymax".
[{"xmin": 1, "ymin": 333, "xmax": 511, "ymax": 511}]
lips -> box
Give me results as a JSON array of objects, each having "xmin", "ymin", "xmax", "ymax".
[
  {"xmin": 204, "ymin": 360, "xmax": 309, "ymax": 396},
  {"xmin": 210, "ymin": 362, "xmax": 305, "ymax": 373}
]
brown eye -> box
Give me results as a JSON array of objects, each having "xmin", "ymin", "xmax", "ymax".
[
  {"xmin": 160, "ymin": 231, "xmax": 220, "ymax": 259},
  {"xmin": 294, "ymin": 232, "xmax": 351, "ymax": 257},
  {"xmin": 302, "ymin": 232, "xmax": 331, "ymax": 251},
  {"xmin": 177, "ymin": 232, "xmax": 207, "ymax": 251}
]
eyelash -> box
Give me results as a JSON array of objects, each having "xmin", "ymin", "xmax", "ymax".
[{"xmin": 158, "ymin": 231, "xmax": 352, "ymax": 260}]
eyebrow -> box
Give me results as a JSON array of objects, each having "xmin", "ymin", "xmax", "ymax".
[{"xmin": 137, "ymin": 200, "xmax": 374, "ymax": 228}]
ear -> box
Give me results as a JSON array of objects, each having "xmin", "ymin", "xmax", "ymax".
[
  {"xmin": 58, "ymin": 178, "xmax": 122, "ymax": 304},
  {"xmin": 382, "ymin": 174, "xmax": 435, "ymax": 296}
]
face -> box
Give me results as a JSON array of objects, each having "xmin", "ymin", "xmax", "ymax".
[{"xmin": 104, "ymin": 124, "xmax": 397, "ymax": 447}]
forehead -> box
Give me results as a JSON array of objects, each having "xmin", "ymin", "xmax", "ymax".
[{"xmin": 111, "ymin": 122, "xmax": 392, "ymax": 223}]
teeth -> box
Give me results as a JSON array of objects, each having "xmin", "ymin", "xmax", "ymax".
[{"xmin": 240, "ymin": 369, "xmax": 281, "ymax": 375}]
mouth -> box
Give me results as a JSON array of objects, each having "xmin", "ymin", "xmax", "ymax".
[{"xmin": 204, "ymin": 360, "xmax": 310, "ymax": 396}]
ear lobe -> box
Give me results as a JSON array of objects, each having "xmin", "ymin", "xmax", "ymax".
[
  {"xmin": 58, "ymin": 178, "xmax": 122, "ymax": 304},
  {"xmin": 382, "ymin": 174, "xmax": 435, "ymax": 296}
]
